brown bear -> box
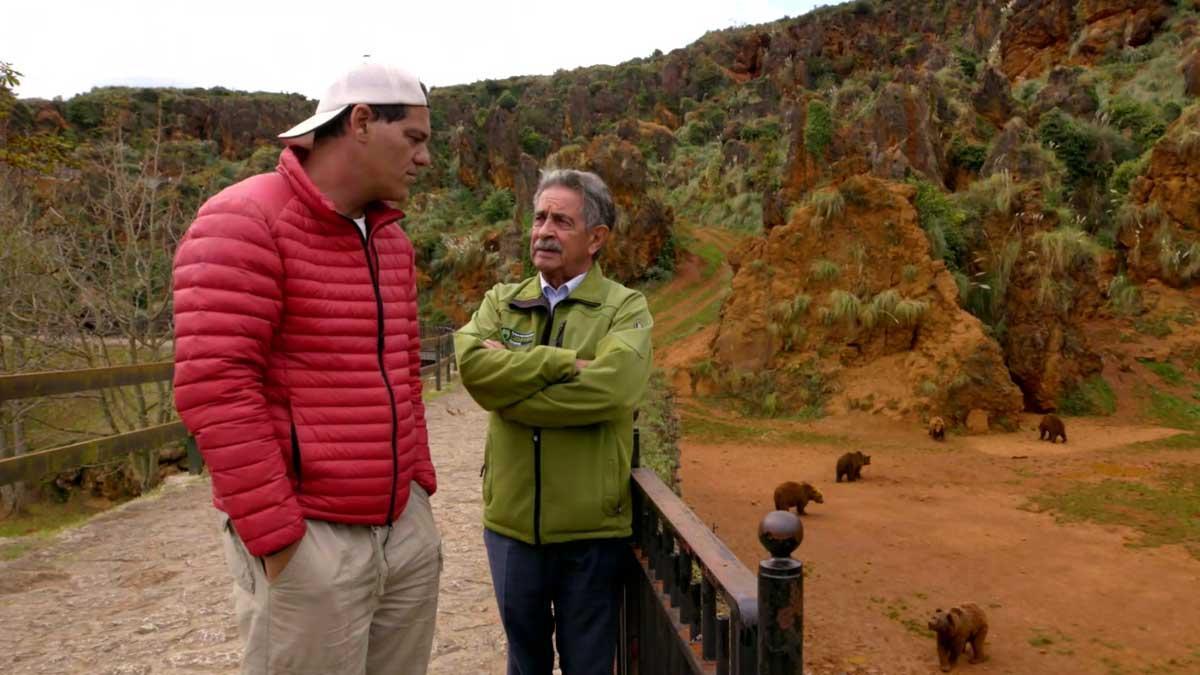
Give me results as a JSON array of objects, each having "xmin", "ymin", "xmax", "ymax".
[
  {"xmin": 928, "ymin": 603, "xmax": 989, "ymax": 672},
  {"xmin": 1039, "ymin": 414, "xmax": 1067, "ymax": 443},
  {"xmin": 836, "ymin": 451, "xmax": 871, "ymax": 482},
  {"xmin": 929, "ymin": 416, "xmax": 947, "ymax": 441},
  {"xmin": 773, "ymin": 481, "xmax": 824, "ymax": 515}
]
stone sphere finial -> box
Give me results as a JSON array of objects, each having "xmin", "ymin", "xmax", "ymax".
[{"xmin": 759, "ymin": 510, "xmax": 803, "ymax": 559}]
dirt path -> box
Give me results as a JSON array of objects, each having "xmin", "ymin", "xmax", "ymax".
[
  {"xmin": 0, "ymin": 387, "xmax": 505, "ymax": 675},
  {"xmin": 650, "ymin": 227, "xmax": 743, "ymax": 342},
  {"xmin": 679, "ymin": 408, "xmax": 1200, "ymax": 675}
]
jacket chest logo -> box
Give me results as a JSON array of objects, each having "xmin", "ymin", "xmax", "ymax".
[{"xmin": 500, "ymin": 327, "xmax": 535, "ymax": 347}]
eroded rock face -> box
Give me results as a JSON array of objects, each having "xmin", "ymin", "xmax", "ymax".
[
  {"xmin": 981, "ymin": 117, "xmax": 1055, "ymax": 182},
  {"xmin": 1183, "ymin": 48, "xmax": 1200, "ymax": 98},
  {"xmin": 708, "ymin": 174, "xmax": 1023, "ymax": 424},
  {"xmin": 1120, "ymin": 108, "xmax": 1200, "ymax": 288},
  {"xmin": 972, "ymin": 67, "xmax": 1014, "ymax": 129},
  {"xmin": 1002, "ymin": 0, "xmax": 1171, "ymax": 79},
  {"xmin": 1072, "ymin": 0, "xmax": 1171, "ymax": 63},
  {"xmin": 1030, "ymin": 67, "xmax": 1099, "ymax": 121},
  {"xmin": 547, "ymin": 135, "xmax": 675, "ymax": 286},
  {"xmin": 1003, "ymin": 236, "xmax": 1106, "ymax": 412},
  {"xmin": 1000, "ymin": 0, "xmax": 1076, "ymax": 80}
]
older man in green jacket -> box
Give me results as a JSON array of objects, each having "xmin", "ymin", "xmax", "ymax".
[{"xmin": 455, "ymin": 169, "xmax": 652, "ymax": 675}]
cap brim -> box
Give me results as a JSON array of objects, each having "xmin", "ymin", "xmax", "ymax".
[{"xmin": 277, "ymin": 105, "xmax": 349, "ymax": 145}]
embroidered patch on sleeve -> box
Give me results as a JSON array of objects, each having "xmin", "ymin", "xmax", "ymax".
[{"xmin": 500, "ymin": 327, "xmax": 535, "ymax": 347}]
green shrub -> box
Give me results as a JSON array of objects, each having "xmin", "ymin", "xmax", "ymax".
[
  {"xmin": 637, "ymin": 370, "xmax": 682, "ymax": 488},
  {"xmin": 1104, "ymin": 96, "xmax": 1167, "ymax": 149},
  {"xmin": 496, "ymin": 90, "xmax": 518, "ymax": 112},
  {"xmin": 804, "ymin": 100, "xmax": 833, "ymax": 159},
  {"xmin": 809, "ymin": 187, "xmax": 845, "ymax": 225},
  {"xmin": 740, "ymin": 117, "xmax": 782, "ymax": 143},
  {"xmin": 480, "ymin": 188, "xmax": 515, "ymax": 223},
  {"xmin": 1155, "ymin": 227, "xmax": 1200, "ymax": 285},
  {"xmin": 1111, "ymin": 152, "xmax": 1150, "ymax": 196},
  {"xmin": 519, "ymin": 127, "xmax": 551, "ymax": 157},
  {"xmin": 949, "ymin": 137, "xmax": 987, "ymax": 173},
  {"xmin": 809, "ymin": 259, "xmax": 841, "ymax": 282},
  {"xmin": 1057, "ymin": 375, "xmax": 1116, "ymax": 416},
  {"xmin": 1107, "ymin": 274, "xmax": 1141, "ymax": 316},
  {"xmin": 1032, "ymin": 227, "xmax": 1102, "ymax": 276},
  {"xmin": 911, "ymin": 179, "xmax": 967, "ymax": 271},
  {"xmin": 826, "ymin": 289, "xmax": 862, "ymax": 326}
]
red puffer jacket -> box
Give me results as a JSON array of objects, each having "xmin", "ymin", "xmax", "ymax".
[{"xmin": 173, "ymin": 147, "xmax": 436, "ymax": 557}]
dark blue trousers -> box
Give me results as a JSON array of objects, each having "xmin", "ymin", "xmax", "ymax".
[{"xmin": 484, "ymin": 528, "xmax": 628, "ymax": 675}]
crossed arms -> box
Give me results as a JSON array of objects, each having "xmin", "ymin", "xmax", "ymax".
[{"xmin": 454, "ymin": 289, "xmax": 653, "ymax": 428}]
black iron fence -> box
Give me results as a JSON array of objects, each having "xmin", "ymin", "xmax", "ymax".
[{"xmin": 620, "ymin": 431, "xmax": 806, "ymax": 674}]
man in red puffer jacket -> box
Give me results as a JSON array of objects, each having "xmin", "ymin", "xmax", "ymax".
[{"xmin": 172, "ymin": 61, "xmax": 440, "ymax": 675}]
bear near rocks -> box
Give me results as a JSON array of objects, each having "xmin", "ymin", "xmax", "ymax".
[
  {"xmin": 773, "ymin": 481, "xmax": 824, "ymax": 515},
  {"xmin": 928, "ymin": 603, "xmax": 989, "ymax": 672},
  {"xmin": 836, "ymin": 451, "xmax": 871, "ymax": 482},
  {"xmin": 1039, "ymin": 414, "xmax": 1067, "ymax": 443},
  {"xmin": 929, "ymin": 416, "xmax": 947, "ymax": 441}
]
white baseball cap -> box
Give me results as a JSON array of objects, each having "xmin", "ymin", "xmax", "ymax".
[{"xmin": 278, "ymin": 62, "xmax": 428, "ymax": 146}]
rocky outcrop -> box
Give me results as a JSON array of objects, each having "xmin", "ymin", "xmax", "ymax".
[
  {"xmin": 1072, "ymin": 0, "xmax": 1171, "ymax": 63},
  {"xmin": 547, "ymin": 135, "xmax": 675, "ymax": 285},
  {"xmin": 1002, "ymin": 0, "xmax": 1171, "ymax": 79},
  {"xmin": 972, "ymin": 67, "xmax": 1014, "ymax": 128},
  {"xmin": 1000, "ymin": 0, "xmax": 1076, "ymax": 80},
  {"xmin": 1184, "ymin": 48, "xmax": 1200, "ymax": 98},
  {"xmin": 708, "ymin": 175, "xmax": 1023, "ymax": 423},
  {"xmin": 860, "ymin": 81, "xmax": 943, "ymax": 183},
  {"xmin": 981, "ymin": 117, "xmax": 1055, "ymax": 182},
  {"xmin": 1120, "ymin": 107, "xmax": 1200, "ymax": 288},
  {"xmin": 1030, "ymin": 66, "xmax": 1099, "ymax": 121},
  {"xmin": 25, "ymin": 90, "xmax": 312, "ymax": 160}
]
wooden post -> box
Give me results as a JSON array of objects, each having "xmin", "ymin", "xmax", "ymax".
[
  {"xmin": 186, "ymin": 436, "xmax": 204, "ymax": 475},
  {"xmin": 434, "ymin": 332, "xmax": 442, "ymax": 391}
]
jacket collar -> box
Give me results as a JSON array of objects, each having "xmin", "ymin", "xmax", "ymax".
[
  {"xmin": 510, "ymin": 263, "xmax": 606, "ymax": 310},
  {"xmin": 276, "ymin": 147, "xmax": 406, "ymax": 233}
]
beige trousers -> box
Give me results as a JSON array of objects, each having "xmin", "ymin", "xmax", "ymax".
[{"xmin": 220, "ymin": 482, "xmax": 442, "ymax": 675}]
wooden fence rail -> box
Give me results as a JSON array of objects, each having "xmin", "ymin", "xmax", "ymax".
[{"xmin": 0, "ymin": 326, "xmax": 457, "ymax": 488}]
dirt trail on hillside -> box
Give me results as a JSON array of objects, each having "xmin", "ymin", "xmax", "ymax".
[
  {"xmin": 651, "ymin": 227, "xmax": 743, "ymax": 341},
  {"xmin": 0, "ymin": 388, "xmax": 506, "ymax": 675},
  {"xmin": 680, "ymin": 407, "xmax": 1200, "ymax": 675}
]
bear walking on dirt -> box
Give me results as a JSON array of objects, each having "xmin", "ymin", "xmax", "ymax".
[
  {"xmin": 928, "ymin": 603, "xmax": 989, "ymax": 672},
  {"xmin": 836, "ymin": 451, "xmax": 871, "ymax": 482},
  {"xmin": 773, "ymin": 481, "xmax": 824, "ymax": 515},
  {"xmin": 1039, "ymin": 414, "xmax": 1067, "ymax": 443},
  {"xmin": 929, "ymin": 416, "xmax": 947, "ymax": 441}
]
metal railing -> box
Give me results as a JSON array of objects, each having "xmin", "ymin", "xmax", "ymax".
[
  {"xmin": 0, "ymin": 325, "xmax": 459, "ymax": 488},
  {"xmin": 620, "ymin": 431, "xmax": 806, "ymax": 674}
]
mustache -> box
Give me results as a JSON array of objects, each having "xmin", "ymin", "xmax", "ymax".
[{"xmin": 534, "ymin": 240, "xmax": 562, "ymax": 253}]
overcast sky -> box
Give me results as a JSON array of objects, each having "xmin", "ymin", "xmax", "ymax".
[{"xmin": 5, "ymin": 0, "xmax": 830, "ymax": 101}]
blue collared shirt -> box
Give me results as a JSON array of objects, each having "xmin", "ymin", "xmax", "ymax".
[{"xmin": 540, "ymin": 271, "xmax": 588, "ymax": 313}]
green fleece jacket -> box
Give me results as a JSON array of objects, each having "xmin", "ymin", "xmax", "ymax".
[{"xmin": 455, "ymin": 265, "xmax": 653, "ymax": 545}]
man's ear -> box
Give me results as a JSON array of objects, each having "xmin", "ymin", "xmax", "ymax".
[
  {"xmin": 588, "ymin": 224, "xmax": 610, "ymax": 256},
  {"xmin": 349, "ymin": 104, "xmax": 373, "ymax": 141}
]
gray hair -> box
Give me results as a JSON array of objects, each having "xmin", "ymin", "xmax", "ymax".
[{"xmin": 532, "ymin": 169, "xmax": 616, "ymax": 231}]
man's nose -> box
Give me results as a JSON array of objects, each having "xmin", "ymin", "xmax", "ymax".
[{"xmin": 413, "ymin": 145, "xmax": 431, "ymax": 167}]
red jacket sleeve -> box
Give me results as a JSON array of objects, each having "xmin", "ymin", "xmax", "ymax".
[{"xmin": 172, "ymin": 194, "xmax": 306, "ymax": 557}]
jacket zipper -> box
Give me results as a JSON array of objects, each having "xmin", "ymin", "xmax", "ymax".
[
  {"xmin": 350, "ymin": 215, "xmax": 401, "ymax": 525},
  {"xmin": 532, "ymin": 306, "xmax": 561, "ymax": 546}
]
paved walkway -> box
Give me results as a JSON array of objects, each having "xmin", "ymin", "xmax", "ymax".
[{"xmin": 0, "ymin": 387, "xmax": 507, "ymax": 675}]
